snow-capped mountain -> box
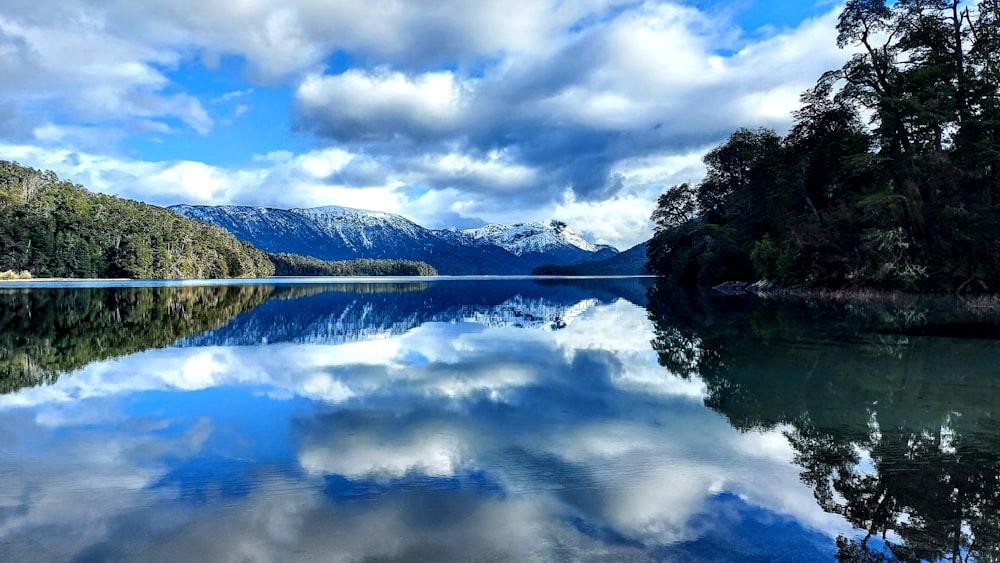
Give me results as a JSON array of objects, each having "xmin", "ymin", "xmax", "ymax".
[
  {"xmin": 433, "ymin": 220, "xmax": 618, "ymax": 267},
  {"xmin": 169, "ymin": 204, "xmax": 618, "ymax": 274},
  {"xmin": 455, "ymin": 220, "xmax": 619, "ymax": 263},
  {"xmin": 464, "ymin": 221, "xmax": 598, "ymax": 254},
  {"xmin": 170, "ymin": 204, "xmax": 438, "ymax": 259}
]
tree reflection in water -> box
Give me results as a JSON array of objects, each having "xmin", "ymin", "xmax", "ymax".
[
  {"xmin": 0, "ymin": 285, "xmax": 274, "ymax": 393},
  {"xmin": 646, "ymin": 282, "xmax": 1000, "ymax": 563}
]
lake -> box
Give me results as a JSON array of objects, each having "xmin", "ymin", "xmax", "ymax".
[{"xmin": 1, "ymin": 277, "xmax": 998, "ymax": 562}]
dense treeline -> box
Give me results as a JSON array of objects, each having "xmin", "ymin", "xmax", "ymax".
[
  {"xmin": 0, "ymin": 285, "xmax": 272, "ymax": 393},
  {"xmin": 0, "ymin": 161, "xmax": 275, "ymax": 279},
  {"xmin": 648, "ymin": 0, "xmax": 1000, "ymax": 292},
  {"xmin": 269, "ymin": 252, "xmax": 438, "ymax": 276}
]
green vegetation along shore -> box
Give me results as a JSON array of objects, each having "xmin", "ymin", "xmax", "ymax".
[
  {"xmin": 1, "ymin": 161, "xmax": 274, "ymax": 279},
  {"xmin": 647, "ymin": 1, "xmax": 1000, "ymax": 293}
]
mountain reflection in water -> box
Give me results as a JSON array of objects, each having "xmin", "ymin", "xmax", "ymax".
[{"xmin": 0, "ymin": 278, "xmax": 997, "ymax": 562}]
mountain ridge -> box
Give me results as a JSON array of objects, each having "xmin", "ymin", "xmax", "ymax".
[
  {"xmin": 170, "ymin": 204, "xmax": 619, "ymax": 275},
  {"xmin": 531, "ymin": 242, "xmax": 649, "ymax": 276}
]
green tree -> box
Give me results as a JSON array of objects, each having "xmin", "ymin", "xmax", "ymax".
[
  {"xmin": 647, "ymin": 0, "xmax": 1000, "ymax": 291},
  {"xmin": 0, "ymin": 161, "xmax": 275, "ymax": 279},
  {"xmin": 269, "ymin": 252, "xmax": 438, "ymax": 277}
]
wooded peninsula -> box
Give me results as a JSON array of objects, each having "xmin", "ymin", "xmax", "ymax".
[{"xmin": 647, "ymin": 0, "xmax": 1000, "ymax": 293}]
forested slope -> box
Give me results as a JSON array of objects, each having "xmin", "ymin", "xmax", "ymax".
[
  {"xmin": 269, "ymin": 253, "xmax": 438, "ymax": 276},
  {"xmin": 648, "ymin": 0, "xmax": 1000, "ymax": 292},
  {"xmin": 532, "ymin": 242, "xmax": 649, "ymax": 275},
  {"xmin": 0, "ymin": 161, "xmax": 274, "ymax": 279}
]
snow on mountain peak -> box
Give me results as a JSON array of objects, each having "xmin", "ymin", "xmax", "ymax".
[
  {"xmin": 291, "ymin": 205, "xmax": 424, "ymax": 239},
  {"xmin": 461, "ymin": 220, "xmax": 600, "ymax": 256},
  {"xmin": 170, "ymin": 202, "xmax": 618, "ymax": 272}
]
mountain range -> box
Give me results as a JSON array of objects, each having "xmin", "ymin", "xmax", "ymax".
[{"xmin": 169, "ymin": 204, "xmax": 626, "ymax": 275}]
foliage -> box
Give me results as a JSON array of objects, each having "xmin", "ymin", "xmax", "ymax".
[
  {"xmin": 647, "ymin": 0, "xmax": 1000, "ymax": 292},
  {"xmin": 749, "ymin": 235, "xmax": 796, "ymax": 283},
  {"xmin": 847, "ymin": 227, "xmax": 928, "ymax": 289},
  {"xmin": 269, "ymin": 252, "xmax": 438, "ymax": 276},
  {"xmin": 0, "ymin": 161, "xmax": 275, "ymax": 279},
  {"xmin": 532, "ymin": 242, "xmax": 649, "ymax": 275}
]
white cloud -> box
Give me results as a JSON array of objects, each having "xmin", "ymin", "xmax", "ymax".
[
  {"xmin": 414, "ymin": 150, "xmax": 540, "ymax": 192},
  {"xmin": 0, "ymin": 10, "xmax": 211, "ymax": 136},
  {"xmin": 549, "ymin": 194, "xmax": 657, "ymax": 249},
  {"xmin": 296, "ymin": 69, "xmax": 470, "ymax": 141},
  {"xmin": 0, "ymin": 1, "xmax": 856, "ymax": 248},
  {"xmin": 281, "ymin": 4, "xmax": 849, "ymax": 245}
]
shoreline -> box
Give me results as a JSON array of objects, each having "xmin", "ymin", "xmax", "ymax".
[
  {"xmin": 0, "ymin": 278, "xmax": 132, "ymax": 282},
  {"xmin": 0, "ymin": 274, "xmax": 653, "ymax": 287},
  {"xmin": 712, "ymin": 282, "xmax": 1000, "ymax": 313}
]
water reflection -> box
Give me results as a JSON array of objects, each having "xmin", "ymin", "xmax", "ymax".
[
  {"xmin": 0, "ymin": 285, "xmax": 271, "ymax": 393},
  {"xmin": 179, "ymin": 279, "xmax": 646, "ymax": 347},
  {"xmin": 647, "ymin": 283, "xmax": 1000, "ymax": 562},
  {"xmin": 1, "ymin": 279, "xmax": 997, "ymax": 561}
]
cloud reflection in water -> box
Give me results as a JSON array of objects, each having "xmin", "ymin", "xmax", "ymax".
[{"xmin": 0, "ymin": 281, "xmax": 847, "ymax": 561}]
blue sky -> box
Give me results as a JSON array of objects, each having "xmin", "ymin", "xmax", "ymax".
[{"xmin": 0, "ymin": 0, "xmax": 849, "ymax": 248}]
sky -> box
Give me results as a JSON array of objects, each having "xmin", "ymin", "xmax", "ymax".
[{"xmin": 0, "ymin": 0, "xmax": 851, "ymax": 249}]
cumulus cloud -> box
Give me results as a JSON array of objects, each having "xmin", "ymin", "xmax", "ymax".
[
  {"xmin": 0, "ymin": 0, "xmax": 854, "ymax": 248},
  {"xmin": 0, "ymin": 8, "xmax": 210, "ymax": 138},
  {"xmin": 284, "ymin": 3, "xmax": 849, "ymax": 242},
  {"xmin": 296, "ymin": 69, "xmax": 470, "ymax": 141},
  {"xmin": 1, "ymin": 145, "xmax": 266, "ymax": 204},
  {"xmin": 293, "ymin": 5, "xmax": 846, "ymax": 193}
]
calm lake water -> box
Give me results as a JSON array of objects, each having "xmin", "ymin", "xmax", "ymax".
[{"xmin": 1, "ymin": 277, "xmax": 998, "ymax": 562}]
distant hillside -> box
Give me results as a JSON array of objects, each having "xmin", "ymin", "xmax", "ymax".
[
  {"xmin": 171, "ymin": 204, "xmax": 616, "ymax": 275},
  {"xmin": 532, "ymin": 242, "xmax": 649, "ymax": 276},
  {"xmin": 0, "ymin": 161, "xmax": 274, "ymax": 279}
]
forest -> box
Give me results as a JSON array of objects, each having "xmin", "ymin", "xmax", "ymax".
[
  {"xmin": 269, "ymin": 252, "xmax": 438, "ymax": 276},
  {"xmin": 647, "ymin": 0, "xmax": 1000, "ymax": 292},
  {"xmin": 0, "ymin": 161, "xmax": 275, "ymax": 279}
]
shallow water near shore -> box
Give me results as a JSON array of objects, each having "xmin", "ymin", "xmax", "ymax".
[{"xmin": 1, "ymin": 277, "xmax": 998, "ymax": 562}]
